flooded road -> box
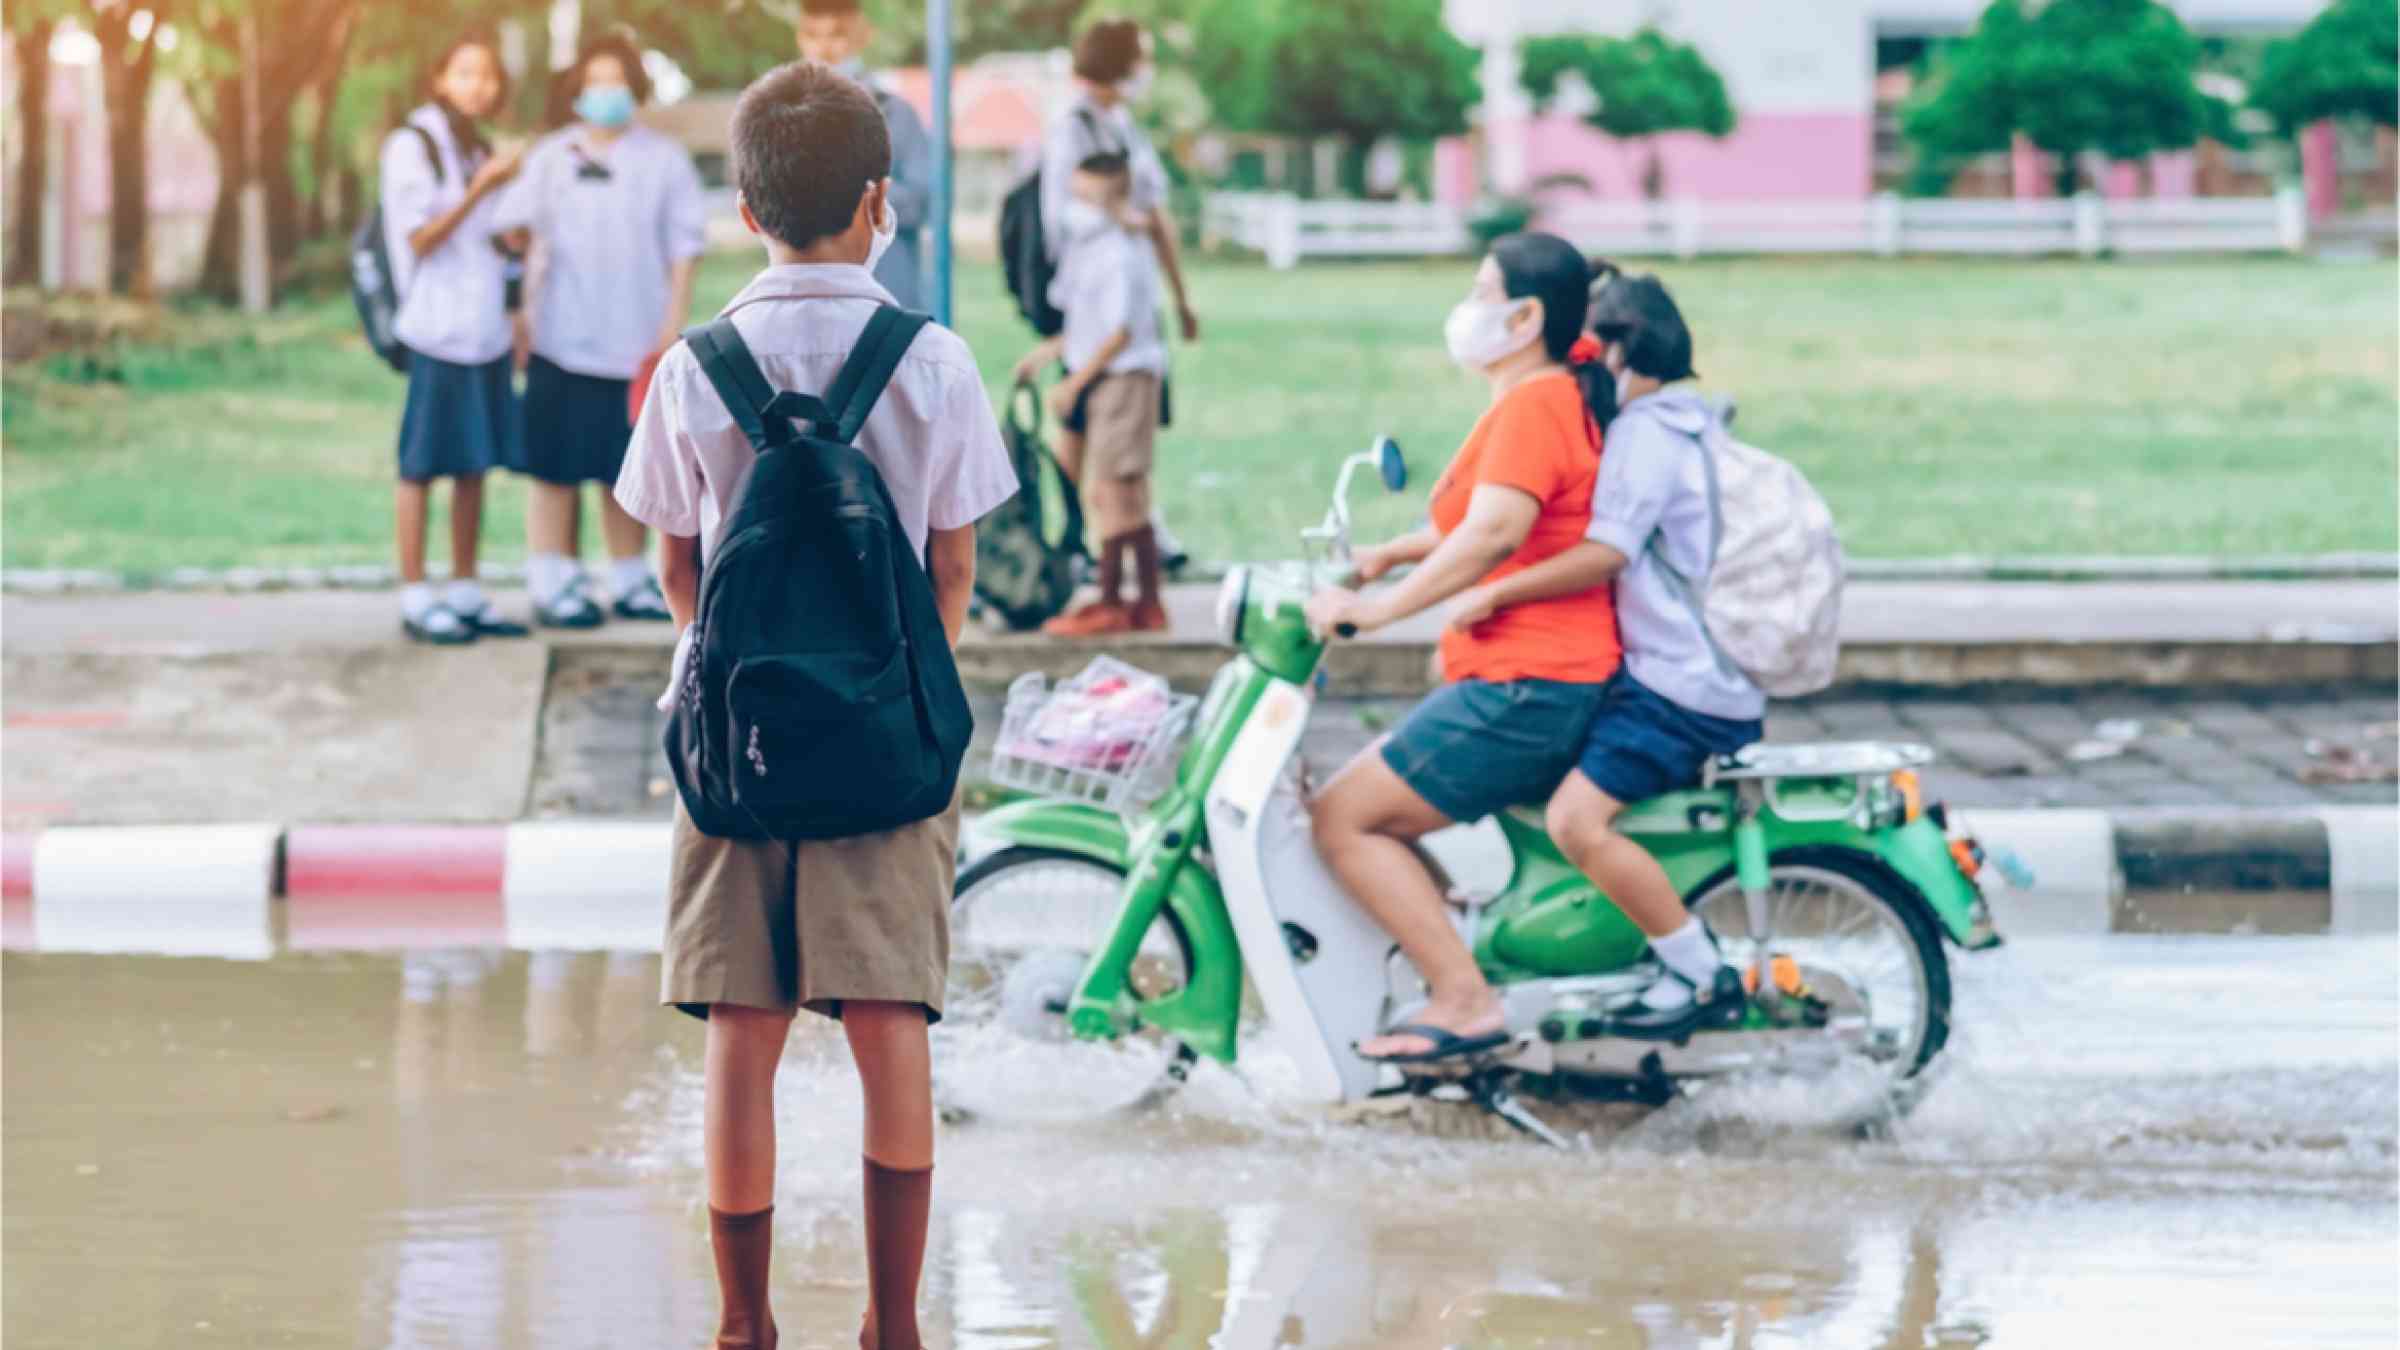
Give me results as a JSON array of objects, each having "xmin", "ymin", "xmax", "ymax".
[{"xmin": 6, "ymin": 936, "xmax": 2393, "ymax": 1348}]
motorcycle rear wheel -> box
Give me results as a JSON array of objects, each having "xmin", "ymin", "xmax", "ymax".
[
  {"xmin": 1685, "ymin": 846, "xmax": 1953, "ymax": 1082},
  {"xmin": 937, "ymin": 846, "xmax": 1197, "ymax": 1122}
]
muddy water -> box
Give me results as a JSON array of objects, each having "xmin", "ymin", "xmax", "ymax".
[{"xmin": 5, "ymin": 937, "xmax": 2393, "ymax": 1348}]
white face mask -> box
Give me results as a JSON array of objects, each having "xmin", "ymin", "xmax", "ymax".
[
  {"xmin": 1444, "ymin": 297, "xmax": 1535, "ymax": 372},
  {"xmin": 865, "ymin": 196, "xmax": 897, "ymax": 271}
]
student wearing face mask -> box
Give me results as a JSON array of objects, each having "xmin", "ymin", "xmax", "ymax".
[
  {"xmin": 794, "ymin": 0, "xmax": 933, "ymax": 310},
  {"xmin": 1303, "ymin": 234, "xmax": 1622, "ymax": 1067},
  {"xmin": 492, "ymin": 33, "xmax": 706, "ymax": 629}
]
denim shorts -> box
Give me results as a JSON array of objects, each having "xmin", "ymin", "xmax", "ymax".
[
  {"xmin": 1577, "ymin": 670, "xmax": 1764, "ymax": 804},
  {"xmin": 1380, "ymin": 678, "xmax": 1607, "ymax": 824}
]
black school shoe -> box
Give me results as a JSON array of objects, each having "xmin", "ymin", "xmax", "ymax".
[
  {"xmin": 611, "ymin": 576, "xmax": 672, "ymax": 622},
  {"xmin": 456, "ymin": 603, "xmax": 530, "ymax": 638},
  {"xmin": 534, "ymin": 581, "xmax": 606, "ymax": 630},
  {"xmin": 401, "ymin": 605, "xmax": 477, "ymax": 646},
  {"xmin": 1599, "ymin": 965, "xmax": 1750, "ymax": 1042}
]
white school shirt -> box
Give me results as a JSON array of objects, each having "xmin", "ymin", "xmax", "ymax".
[
  {"xmin": 614, "ymin": 263, "xmax": 1018, "ymax": 560},
  {"xmin": 1050, "ymin": 207, "xmax": 1167, "ymax": 378},
  {"xmin": 381, "ymin": 106, "xmax": 512, "ymax": 367},
  {"xmin": 1037, "ymin": 93, "xmax": 1169, "ymax": 263},
  {"xmin": 491, "ymin": 123, "xmax": 707, "ymax": 381}
]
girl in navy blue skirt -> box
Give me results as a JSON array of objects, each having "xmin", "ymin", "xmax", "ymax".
[{"xmin": 383, "ymin": 36, "xmax": 529, "ymax": 644}]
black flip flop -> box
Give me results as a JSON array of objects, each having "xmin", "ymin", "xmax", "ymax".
[{"xmin": 1354, "ymin": 1022, "xmax": 1511, "ymax": 1066}]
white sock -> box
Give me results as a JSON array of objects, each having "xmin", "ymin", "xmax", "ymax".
[
  {"xmin": 608, "ymin": 556, "xmax": 654, "ymax": 600},
  {"xmin": 400, "ymin": 581, "xmax": 440, "ymax": 621},
  {"xmin": 444, "ymin": 578, "xmax": 486, "ymax": 616},
  {"xmin": 1642, "ymin": 918, "xmax": 1725, "ymax": 1010},
  {"xmin": 528, "ymin": 553, "xmax": 576, "ymax": 605}
]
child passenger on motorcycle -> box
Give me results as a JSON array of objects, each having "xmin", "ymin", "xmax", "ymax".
[{"xmin": 1448, "ymin": 268, "xmax": 1767, "ymax": 1041}]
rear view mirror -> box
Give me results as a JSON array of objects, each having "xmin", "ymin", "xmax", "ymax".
[{"xmin": 1377, "ymin": 437, "xmax": 1407, "ymax": 493}]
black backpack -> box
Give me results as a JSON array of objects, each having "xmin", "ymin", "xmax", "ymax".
[
  {"xmin": 973, "ymin": 378, "xmax": 1088, "ymax": 630},
  {"xmin": 998, "ymin": 109, "xmax": 1109, "ymax": 337},
  {"xmin": 351, "ymin": 124, "xmax": 441, "ymax": 375},
  {"xmin": 665, "ymin": 306, "xmax": 974, "ymax": 841}
]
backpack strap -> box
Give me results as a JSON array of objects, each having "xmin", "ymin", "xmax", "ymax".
[
  {"xmin": 819, "ymin": 306, "xmax": 930, "ymax": 446},
  {"xmin": 406, "ymin": 123, "xmax": 445, "ymax": 187},
  {"xmin": 682, "ymin": 317, "xmax": 838, "ymax": 451}
]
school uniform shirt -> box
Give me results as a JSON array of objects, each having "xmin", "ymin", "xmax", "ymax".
[
  {"xmin": 381, "ymin": 105, "xmax": 513, "ymax": 367},
  {"xmin": 492, "ymin": 123, "xmax": 707, "ymax": 382},
  {"xmin": 1037, "ymin": 93, "xmax": 1169, "ymax": 263},
  {"xmin": 1584, "ymin": 387, "xmax": 1768, "ymax": 722},
  {"xmin": 614, "ymin": 263, "xmax": 1017, "ymax": 560},
  {"xmin": 1050, "ymin": 205, "xmax": 1166, "ymax": 378}
]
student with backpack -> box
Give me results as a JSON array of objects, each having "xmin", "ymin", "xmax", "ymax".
[
  {"xmin": 1450, "ymin": 268, "xmax": 1844, "ymax": 1041},
  {"xmin": 795, "ymin": 0, "xmax": 934, "ymax": 309},
  {"xmin": 494, "ymin": 33, "xmax": 706, "ymax": 629},
  {"xmin": 379, "ymin": 35, "xmax": 528, "ymax": 645},
  {"xmin": 611, "ymin": 60, "xmax": 1015, "ymax": 1350}
]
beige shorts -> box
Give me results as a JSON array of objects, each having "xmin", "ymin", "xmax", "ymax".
[
  {"xmin": 1063, "ymin": 371, "xmax": 1159, "ymax": 539},
  {"xmin": 659, "ymin": 793, "xmax": 960, "ymax": 1022}
]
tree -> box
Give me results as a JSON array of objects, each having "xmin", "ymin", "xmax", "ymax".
[
  {"xmin": 2251, "ymin": 0, "xmax": 2398, "ymax": 135},
  {"xmin": 1905, "ymin": 0, "xmax": 2214, "ymax": 197},
  {"xmin": 91, "ymin": 0, "xmax": 172, "ymax": 294},
  {"xmin": 6, "ymin": 4, "xmax": 67, "ymax": 287},
  {"xmin": 184, "ymin": 0, "xmax": 360, "ymax": 300},
  {"xmin": 1519, "ymin": 28, "xmax": 1735, "ymax": 199},
  {"xmin": 1188, "ymin": 0, "xmax": 1477, "ymax": 195}
]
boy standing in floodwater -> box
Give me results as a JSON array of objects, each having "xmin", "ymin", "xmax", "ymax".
[{"xmin": 612, "ymin": 61, "xmax": 1016, "ymax": 1350}]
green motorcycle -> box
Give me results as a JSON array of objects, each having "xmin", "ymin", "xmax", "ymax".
[{"xmin": 939, "ymin": 440, "xmax": 2008, "ymax": 1141}]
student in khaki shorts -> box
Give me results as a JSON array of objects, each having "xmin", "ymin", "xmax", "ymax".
[
  {"xmin": 613, "ymin": 62, "xmax": 1016, "ymax": 1350},
  {"xmin": 1014, "ymin": 151, "xmax": 1170, "ymax": 636}
]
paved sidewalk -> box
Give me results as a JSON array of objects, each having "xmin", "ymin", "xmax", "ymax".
[{"xmin": 529, "ymin": 647, "xmax": 2396, "ymax": 819}]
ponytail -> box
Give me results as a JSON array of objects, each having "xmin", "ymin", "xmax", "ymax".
[{"xmin": 1491, "ymin": 231, "xmax": 1619, "ymax": 443}]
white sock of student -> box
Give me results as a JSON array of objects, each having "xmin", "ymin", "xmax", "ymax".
[
  {"xmin": 444, "ymin": 578, "xmax": 486, "ymax": 619},
  {"xmin": 608, "ymin": 556, "xmax": 654, "ymax": 601},
  {"xmin": 528, "ymin": 553, "xmax": 577, "ymax": 606},
  {"xmin": 400, "ymin": 581, "xmax": 441, "ymax": 622},
  {"xmin": 1641, "ymin": 917, "xmax": 1726, "ymax": 1011}
]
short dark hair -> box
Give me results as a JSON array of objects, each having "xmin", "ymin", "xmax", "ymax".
[
  {"xmin": 799, "ymin": 0, "xmax": 862, "ymax": 13},
  {"xmin": 565, "ymin": 31, "xmax": 653, "ymax": 105},
  {"xmin": 732, "ymin": 61, "xmax": 891, "ymax": 250},
  {"xmin": 1076, "ymin": 150, "xmax": 1131, "ymax": 177},
  {"xmin": 1588, "ymin": 271, "xmax": 1698, "ymax": 382},
  {"xmin": 1072, "ymin": 19, "xmax": 1144, "ymax": 84}
]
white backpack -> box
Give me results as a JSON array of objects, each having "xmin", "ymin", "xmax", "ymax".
[{"xmin": 1652, "ymin": 417, "xmax": 1845, "ymax": 698}]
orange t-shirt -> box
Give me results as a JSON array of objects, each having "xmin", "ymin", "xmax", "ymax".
[{"xmin": 1428, "ymin": 372, "xmax": 1623, "ymax": 686}]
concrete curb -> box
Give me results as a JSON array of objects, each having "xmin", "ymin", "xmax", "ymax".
[
  {"xmin": 7, "ymin": 552, "xmax": 2395, "ymax": 595},
  {"xmin": 4, "ymin": 805, "xmax": 2390, "ymax": 956}
]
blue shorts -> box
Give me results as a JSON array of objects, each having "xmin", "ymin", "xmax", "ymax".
[
  {"xmin": 1380, "ymin": 678, "xmax": 1606, "ymax": 824},
  {"xmin": 1577, "ymin": 671, "xmax": 1764, "ymax": 804}
]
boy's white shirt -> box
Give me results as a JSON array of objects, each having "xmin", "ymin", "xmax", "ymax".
[
  {"xmin": 1050, "ymin": 204, "xmax": 1167, "ymax": 378},
  {"xmin": 612, "ymin": 263, "xmax": 1018, "ymax": 709}
]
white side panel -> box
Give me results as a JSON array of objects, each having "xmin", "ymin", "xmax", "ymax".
[
  {"xmin": 31, "ymin": 824, "xmax": 281, "ymax": 959},
  {"xmin": 1208, "ymin": 681, "xmax": 1397, "ymax": 1105},
  {"xmin": 502, "ymin": 822, "xmax": 672, "ymax": 951}
]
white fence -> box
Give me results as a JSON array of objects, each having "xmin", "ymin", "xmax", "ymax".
[{"xmin": 1204, "ymin": 189, "xmax": 2311, "ymax": 267}]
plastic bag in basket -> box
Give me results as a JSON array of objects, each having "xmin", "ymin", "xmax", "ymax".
[{"xmin": 1003, "ymin": 658, "xmax": 1177, "ymax": 773}]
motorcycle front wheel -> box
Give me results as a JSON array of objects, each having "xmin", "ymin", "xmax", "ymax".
[{"xmin": 935, "ymin": 846, "xmax": 1198, "ymax": 1123}]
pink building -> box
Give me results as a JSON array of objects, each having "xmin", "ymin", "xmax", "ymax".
[{"xmin": 1439, "ymin": 0, "xmax": 2358, "ymax": 215}]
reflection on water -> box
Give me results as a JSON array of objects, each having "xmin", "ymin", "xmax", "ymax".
[{"xmin": 3, "ymin": 939, "xmax": 2395, "ymax": 1348}]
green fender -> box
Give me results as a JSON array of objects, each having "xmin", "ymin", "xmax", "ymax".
[
  {"xmin": 969, "ymin": 796, "xmax": 1246, "ymax": 1061},
  {"xmin": 1874, "ymin": 816, "xmax": 1989, "ymax": 947}
]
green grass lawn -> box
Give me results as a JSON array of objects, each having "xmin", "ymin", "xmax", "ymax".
[{"xmin": 5, "ymin": 252, "xmax": 2393, "ymax": 575}]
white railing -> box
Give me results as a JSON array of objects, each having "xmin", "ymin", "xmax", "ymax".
[{"xmin": 1204, "ymin": 189, "xmax": 2312, "ymax": 267}]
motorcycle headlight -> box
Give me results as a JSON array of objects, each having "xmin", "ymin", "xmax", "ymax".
[{"xmin": 1213, "ymin": 567, "xmax": 1249, "ymax": 646}]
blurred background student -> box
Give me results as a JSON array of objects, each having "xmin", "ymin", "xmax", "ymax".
[
  {"xmin": 795, "ymin": 0, "xmax": 934, "ymax": 311},
  {"xmin": 495, "ymin": 32, "xmax": 706, "ymax": 629},
  {"xmin": 383, "ymin": 35, "xmax": 528, "ymax": 645}
]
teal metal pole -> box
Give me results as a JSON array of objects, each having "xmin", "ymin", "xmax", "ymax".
[{"xmin": 928, "ymin": 0, "xmax": 954, "ymax": 327}]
